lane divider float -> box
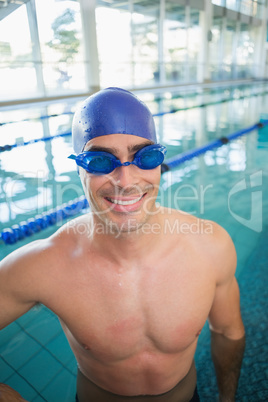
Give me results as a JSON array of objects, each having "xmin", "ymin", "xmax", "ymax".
[{"xmin": 1, "ymin": 120, "xmax": 267, "ymax": 245}]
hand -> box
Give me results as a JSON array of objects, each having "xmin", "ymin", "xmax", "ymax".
[{"xmin": 0, "ymin": 384, "xmax": 28, "ymax": 402}]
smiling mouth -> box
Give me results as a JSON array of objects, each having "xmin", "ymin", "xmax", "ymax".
[{"xmin": 105, "ymin": 194, "xmax": 145, "ymax": 206}]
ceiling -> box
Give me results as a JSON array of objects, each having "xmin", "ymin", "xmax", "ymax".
[
  {"xmin": 0, "ymin": 0, "xmax": 30, "ymax": 21},
  {"xmin": 97, "ymin": 0, "xmax": 196, "ymax": 22}
]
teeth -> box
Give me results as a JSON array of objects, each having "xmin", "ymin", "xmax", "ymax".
[{"xmin": 107, "ymin": 196, "xmax": 143, "ymax": 205}]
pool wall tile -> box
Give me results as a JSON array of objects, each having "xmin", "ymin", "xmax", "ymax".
[
  {"xmin": 4, "ymin": 372, "xmax": 39, "ymax": 401},
  {"xmin": 41, "ymin": 369, "xmax": 76, "ymax": 402},
  {"xmin": 0, "ymin": 357, "xmax": 14, "ymax": 382},
  {"xmin": 19, "ymin": 349, "xmax": 63, "ymax": 391},
  {"xmin": 46, "ymin": 332, "xmax": 74, "ymax": 365},
  {"xmin": 0, "ymin": 332, "xmax": 42, "ymax": 370}
]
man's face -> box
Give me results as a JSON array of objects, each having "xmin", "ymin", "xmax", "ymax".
[{"xmin": 80, "ymin": 134, "xmax": 161, "ymax": 235}]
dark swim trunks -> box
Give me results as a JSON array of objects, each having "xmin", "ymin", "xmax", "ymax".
[
  {"xmin": 75, "ymin": 361, "xmax": 199, "ymax": 402},
  {"xmin": 75, "ymin": 386, "xmax": 200, "ymax": 402},
  {"xmin": 189, "ymin": 387, "xmax": 200, "ymax": 401}
]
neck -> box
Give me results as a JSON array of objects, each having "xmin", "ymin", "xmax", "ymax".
[{"xmin": 90, "ymin": 210, "xmax": 164, "ymax": 264}]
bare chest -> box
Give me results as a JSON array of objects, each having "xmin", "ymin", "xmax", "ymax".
[{"xmin": 48, "ymin": 261, "xmax": 215, "ymax": 362}]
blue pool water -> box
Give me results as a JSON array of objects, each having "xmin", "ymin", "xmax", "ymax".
[{"xmin": 0, "ymin": 83, "xmax": 268, "ymax": 401}]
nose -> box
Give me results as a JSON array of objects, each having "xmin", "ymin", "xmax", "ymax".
[{"xmin": 111, "ymin": 163, "xmax": 139, "ymax": 188}]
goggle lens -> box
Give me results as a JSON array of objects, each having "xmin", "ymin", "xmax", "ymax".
[
  {"xmin": 137, "ymin": 149, "xmax": 164, "ymax": 169},
  {"xmin": 69, "ymin": 144, "xmax": 166, "ymax": 175},
  {"xmin": 88, "ymin": 155, "xmax": 114, "ymax": 174}
]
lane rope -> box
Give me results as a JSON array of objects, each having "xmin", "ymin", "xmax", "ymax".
[
  {"xmin": 1, "ymin": 86, "xmax": 268, "ymax": 128},
  {"xmin": 0, "ymin": 111, "xmax": 74, "ymax": 126},
  {"xmin": 1, "ymin": 196, "xmax": 89, "ymax": 245},
  {"xmin": 161, "ymin": 120, "xmax": 268, "ymax": 172},
  {"xmin": 1, "ymin": 120, "xmax": 268, "ymax": 245},
  {"xmin": 0, "ymin": 131, "xmax": 72, "ymax": 153},
  {"xmin": 1, "ymin": 88, "xmax": 268, "ymax": 153}
]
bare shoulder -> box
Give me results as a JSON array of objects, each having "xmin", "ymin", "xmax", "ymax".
[
  {"xmin": 207, "ymin": 220, "xmax": 237, "ymax": 283},
  {"xmin": 0, "ymin": 236, "xmax": 56, "ymax": 302},
  {"xmin": 160, "ymin": 206, "xmax": 217, "ymax": 239},
  {"xmin": 0, "ymin": 215, "xmax": 89, "ymax": 298},
  {"xmin": 161, "ymin": 207, "xmax": 236, "ymax": 278},
  {"xmin": 1, "ymin": 223, "xmax": 70, "ymax": 273},
  {"xmin": 0, "ymin": 214, "xmax": 95, "ymax": 327},
  {"xmin": 0, "ymin": 236, "xmax": 59, "ymax": 319}
]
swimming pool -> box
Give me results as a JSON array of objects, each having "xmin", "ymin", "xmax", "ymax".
[{"xmin": 0, "ymin": 82, "xmax": 268, "ymax": 401}]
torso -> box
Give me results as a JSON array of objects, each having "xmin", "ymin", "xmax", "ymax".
[{"xmin": 33, "ymin": 209, "xmax": 217, "ymax": 400}]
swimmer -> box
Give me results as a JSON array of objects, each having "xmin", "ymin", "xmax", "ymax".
[{"xmin": 0, "ymin": 88, "xmax": 245, "ymax": 402}]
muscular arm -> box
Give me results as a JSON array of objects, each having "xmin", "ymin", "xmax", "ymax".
[
  {"xmin": 208, "ymin": 227, "xmax": 245, "ymax": 401},
  {"xmin": 0, "ymin": 240, "xmax": 47, "ymax": 330},
  {"xmin": 0, "ymin": 383, "xmax": 28, "ymax": 401},
  {"xmin": 0, "ymin": 242, "xmax": 46, "ymax": 401},
  {"xmin": 210, "ymin": 330, "xmax": 245, "ymax": 402}
]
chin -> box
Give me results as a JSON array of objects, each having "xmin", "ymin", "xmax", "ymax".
[{"xmin": 96, "ymin": 212, "xmax": 150, "ymax": 238}]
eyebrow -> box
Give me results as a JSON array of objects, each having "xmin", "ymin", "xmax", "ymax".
[{"xmin": 84, "ymin": 140, "xmax": 154, "ymax": 155}]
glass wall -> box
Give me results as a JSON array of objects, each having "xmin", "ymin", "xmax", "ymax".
[
  {"xmin": 188, "ymin": 9, "xmax": 201, "ymax": 82},
  {"xmin": 223, "ymin": 20, "xmax": 236, "ymax": 79},
  {"xmin": 35, "ymin": 0, "xmax": 86, "ymax": 95},
  {"xmin": 209, "ymin": 17, "xmax": 223, "ymax": 80},
  {"xmin": 0, "ymin": 0, "xmax": 267, "ymax": 102},
  {"xmin": 240, "ymin": 0, "xmax": 253, "ymax": 15},
  {"xmin": 226, "ymin": 0, "xmax": 241, "ymax": 11},
  {"xmin": 131, "ymin": 1, "xmax": 159, "ymax": 86},
  {"xmin": 213, "ymin": 0, "xmax": 266, "ymax": 16},
  {"xmin": 96, "ymin": 0, "xmax": 160, "ymax": 88},
  {"xmin": 212, "ymin": 0, "xmax": 226, "ymax": 6},
  {"xmin": 0, "ymin": 5, "xmax": 38, "ymax": 100},
  {"xmin": 95, "ymin": 0, "xmax": 202, "ymax": 87},
  {"xmin": 95, "ymin": 3, "xmax": 132, "ymax": 87},
  {"xmin": 164, "ymin": 4, "xmax": 187, "ymax": 83},
  {"xmin": 236, "ymin": 23, "xmax": 255, "ymax": 78},
  {"xmin": 209, "ymin": 14, "xmax": 256, "ymax": 80},
  {"xmin": 252, "ymin": 0, "xmax": 266, "ymax": 18},
  {"xmin": 0, "ymin": 0, "xmax": 86, "ymax": 102}
]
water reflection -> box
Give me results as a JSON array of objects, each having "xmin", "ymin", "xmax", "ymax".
[{"xmin": 1, "ymin": 85, "xmax": 268, "ymax": 231}]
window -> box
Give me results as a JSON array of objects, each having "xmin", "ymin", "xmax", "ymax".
[
  {"xmin": 35, "ymin": 0, "xmax": 85, "ymax": 94},
  {"xmin": 0, "ymin": 5, "xmax": 37, "ymax": 100}
]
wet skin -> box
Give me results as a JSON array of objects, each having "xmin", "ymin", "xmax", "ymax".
[{"xmin": 0, "ymin": 135, "xmax": 245, "ymax": 401}]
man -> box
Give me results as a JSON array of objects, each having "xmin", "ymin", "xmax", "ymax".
[{"xmin": 0, "ymin": 88, "xmax": 245, "ymax": 402}]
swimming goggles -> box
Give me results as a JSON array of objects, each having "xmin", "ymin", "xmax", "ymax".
[{"xmin": 68, "ymin": 144, "xmax": 167, "ymax": 175}]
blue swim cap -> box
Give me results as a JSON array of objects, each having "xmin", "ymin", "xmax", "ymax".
[{"xmin": 72, "ymin": 87, "xmax": 157, "ymax": 154}]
